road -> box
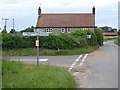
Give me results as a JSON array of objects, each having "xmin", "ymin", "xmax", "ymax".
[
  {"xmin": 74, "ymin": 41, "xmax": 118, "ymax": 88},
  {"xmin": 9, "ymin": 41, "xmax": 119, "ymax": 88},
  {"xmin": 10, "ymin": 55, "xmax": 81, "ymax": 69}
]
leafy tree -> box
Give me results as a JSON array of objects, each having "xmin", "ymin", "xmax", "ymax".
[
  {"xmin": 10, "ymin": 29, "xmax": 16, "ymax": 34},
  {"xmin": 118, "ymin": 29, "xmax": 120, "ymax": 36},
  {"xmin": 94, "ymin": 28, "xmax": 104, "ymax": 46},
  {"xmin": 20, "ymin": 26, "xmax": 35, "ymax": 33},
  {"xmin": 2, "ymin": 26, "xmax": 7, "ymax": 34}
]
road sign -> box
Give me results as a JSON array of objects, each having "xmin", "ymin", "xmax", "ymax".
[
  {"xmin": 39, "ymin": 32, "xmax": 48, "ymax": 36},
  {"xmin": 87, "ymin": 35, "xmax": 91, "ymax": 39},
  {"xmin": 22, "ymin": 28, "xmax": 49, "ymax": 67},
  {"xmin": 35, "ymin": 40, "xmax": 39, "ymax": 46},
  {"xmin": 34, "ymin": 29, "xmax": 44, "ymax": 33},
  {"xmin": 23, "ymin": 32, "xmax": 36, "ymax": 36},
  {"xmin": 23, "ymin": 32, "xmax": 48, "ymax": 36}
]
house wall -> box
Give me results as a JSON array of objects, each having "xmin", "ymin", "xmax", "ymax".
[{"xmin": 40, "ymin": 27, "xmax": 95, "ymax": 34}]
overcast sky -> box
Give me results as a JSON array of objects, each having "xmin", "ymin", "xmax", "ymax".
[{"xmin": 0, "ymin": 0, "xmax": 119, "ymax": 32}]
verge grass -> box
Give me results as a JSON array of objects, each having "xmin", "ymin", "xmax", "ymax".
[
  {"xmin": 114, "ymin": 38, "xmax": 120, "ymax": 46},
  {"xmin": 104, "ymin": 36, "xmax": 117, "ymax": 41},
  {"xmin": 2, "ymin": 59, "xmax": 76, "ymax": 88},
  {"xmin": 2, "ymin": 46, "xmax": 99, "ymax": 56}
]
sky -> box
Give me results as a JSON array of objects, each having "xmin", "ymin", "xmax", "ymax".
[{"xmin": 0, "ymin": 0, "xmax": 119, "ymax": 32}]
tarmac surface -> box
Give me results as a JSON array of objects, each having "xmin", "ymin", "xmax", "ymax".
[{"xmin": 9, "ymin": 41, "xmax": 119, "ymax": 88}]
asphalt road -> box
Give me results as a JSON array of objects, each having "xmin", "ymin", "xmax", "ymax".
[
  {"xmin": 10, "ymin": 55, "xmax": 81, "ymax": 69},
  {"xmin": 9, "ymin": 41, "xmax": 119, "ymax": 88},
  {"xmin": 75, "ymin": 41, "xmax": 118, "ymax": 88}
]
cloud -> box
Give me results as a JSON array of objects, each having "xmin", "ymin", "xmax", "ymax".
[{"xmin": 0, "ymin": 0, "xmax": 119, "ymax": 31}]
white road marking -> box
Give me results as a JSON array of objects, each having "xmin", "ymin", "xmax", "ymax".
[
  {"xmin": 11, "ymin": 59, "xmax": 48, "ymax": 62},
  {"xmin": 39, "ymin": 59, "xmax": 48, "ymax": 62},
  {"xmin": 72, "ymin": 54, "xmax": 89, "ymax": 76},
  {"xmin": 79, "ymin": 54, "xmax": 88, "ymax": 66},
  {"xmin": 73, "ymin": 72, "xmax": 79, "ymax": 76},
  {"xmin": 69, "ymin": 55, "xmax": 82, "ymax": 71}
]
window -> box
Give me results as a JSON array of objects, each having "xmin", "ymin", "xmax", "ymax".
[
  {"xmin": 61, "ymin": 28, "xmax": 65, "ymax": 33},
  {"xmin": 46, "ymin": 28, "xmax": 53, "ymax": 33},
  {"xmin": 67, "ymin": 28, "xmax": 71, "ymax": 33},
  {"xmin": 83, "ymin": 28, "xmax": 88, "ymax": 30}
]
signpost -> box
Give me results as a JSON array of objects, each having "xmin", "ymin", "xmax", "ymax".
[
  {"xmin": 23, "ymin": 29, "xmax": 48, "ymax": 67},
  {"xmin": 87, "ymin": 32, "xmax": 91, "ymax": 47}
]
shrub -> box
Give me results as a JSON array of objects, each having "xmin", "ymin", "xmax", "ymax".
[
  {"xmin": 2, "ymin": 34, "xmax": 35, "ymax": 49},
  {"xmin": 2, "ymin": 33, "xmax": 13, "ymax": 49},
  {"xmin": 2, "ymin": 29, "xmax": 99, "ymax": 49},
  {"xmin": 118, "ymin": 29, "xmax": 120, "ymax": 36},
  {"xmin": 40, "ymin": 33, "xmax": 86, "ymax": 50},
  {"xmin": 94, "ymin": 28, "xmax": 104, "ymax": 46},
  {"xmin": 71, "ymin": 29, "xmax": 97, "ymax": 46}
]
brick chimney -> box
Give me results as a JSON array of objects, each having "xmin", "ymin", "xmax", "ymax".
[
  {"xmin": 38, "ymin": 6, "xmax": 41, "ymax": 16},
  {"xmin": 92, "ymin": 6, "xmax": 95, "ymax": 15}
]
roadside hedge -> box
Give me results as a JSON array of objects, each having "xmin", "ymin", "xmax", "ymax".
[
  {"xmin": 71, "ymin": 30, "xmax": 97, "ymax": 46},
  {"xmin": 2, "ymin": 29, "xmax": 103, "ymax": 49},
  {"xmin": 2, "ymin": 33, "xmax": 34, "ymax": 49},
  {"xmin": 94, "ymin": 28, "xmax": 104, "ymax": 46},
  {"xmin": 40, "ymin": 33, "xmax": 87, "ymax": 49}
]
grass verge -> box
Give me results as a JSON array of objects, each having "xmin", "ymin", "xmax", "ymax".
[
  {"xmin": 2, "ymin": 59, "xmax": 76, "ymax": 88},
  {"xmin": 2, "ymin": 46, "xmax": 99, "ymax": 56},
  {"xmin": 114, "ymin": 38, "xmax": 120, "ymax": 46},
  {"xmin": 104, "ymin": 36, "xmax": 117, "ymax": 41}
]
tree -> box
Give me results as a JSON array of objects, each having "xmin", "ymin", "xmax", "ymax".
[
  {"xmin": 10, "ymin": 29, "xmax": 16, "ymax": 34},
  {"xmin": 2, "ymin": 26, "xmax": 7, "ymax": 34},
  {"xmin": 118, "ymin": 29, "xmax": 120, "ymax": 36},
  {"xmin": 20, "ymin": 26, "xmax": 35, "ymax": 33},
  {"xmin": 95, "ymin": 28, "xmax": 104, "ymax": 46}
]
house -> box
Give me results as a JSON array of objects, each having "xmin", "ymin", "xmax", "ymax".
[
  {"xmin": 36, "ymin": 6, "xmax": 96, "ymax": 34},
  {"xmin": 103, "ymin": 32, "xmax": 118, "ymax": 36}
]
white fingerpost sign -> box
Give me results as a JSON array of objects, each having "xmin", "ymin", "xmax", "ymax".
[{"xmin": 22, "ymin": 29, "xmax": 48, "ymax": 67}]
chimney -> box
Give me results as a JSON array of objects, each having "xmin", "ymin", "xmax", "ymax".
[
  {"xmin": 92, "ymin": 6, "xmax": 95, "ymax": 15},
  {"xmin": 38, "ymin": 6, "xmax": 41, "ymax": 16}
]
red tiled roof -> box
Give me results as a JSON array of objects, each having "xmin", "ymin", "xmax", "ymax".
[
  {"xmin": 36, "ymin": 13, "xmax": 95, "ymax": 28},
  {"xmin": 103, "ymin": 32, "xmax": 118, "ymax": 36}
]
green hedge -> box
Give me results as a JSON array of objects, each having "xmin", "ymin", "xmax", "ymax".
[
  {"xmin": 71, "ymin": 30, "xmax": 97, "ymax": 46},
  {"xmin": 40, "ymin": 33, "xmax": 87, "ymax": 49},
  {"xmin": 2, "ymin": 33, "xmax": 34, "ymax": 49},
  {"xmin": 94, "ymin": 28, "xmax": 104, "ymax": 46},
  {"xmin": 2, "ymin": 29, "xmax": 103, "ymax": 49}
]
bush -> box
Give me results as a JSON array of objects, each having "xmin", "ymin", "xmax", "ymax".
[
  {"xmin": 118, "ymin": 29, "xmax": 120, "ymax": 36},
  {"xmin": 2, "ymin": 33, "xmax": 13, "ymax": 49},
  {"xmin": 2, "ymin": 33, "xmax": 35, "ymax": 49},
  {"xmin": 71, "ymin": 29, "xmax": 97, "ymax": 46},
  {"xmin": 2, "ymin": 29, "xmax": 100, "ymax": 49},
  {"xmin": 94, "ymin": 28, "xmax": 104, "ymax": 46},
  {"xmin": 40, "ymin": 33, "xmax": 86, "ymax": 49}
]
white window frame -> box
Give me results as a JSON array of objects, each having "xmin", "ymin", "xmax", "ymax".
[
  {"xmin": 61, "ymin": 28, "xmax": 65, "ymax": 33},
  {"xmin": 46, "ymin": 28, "xmax": 53, "ymax": 33},
  {"xmin": 83, "ymin": 28, "xmax": 88, "ymax": 30},
  {"xmin": 67, "ymin": 28, "xmax": 71, "ymax": 33}
]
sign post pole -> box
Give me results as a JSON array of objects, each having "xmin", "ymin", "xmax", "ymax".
[
  {"xmin": 37, "ymin": 35, "xmax": 39, "ymax": 67},
  {"xmin": 23, "ymin": 29, "xmax": 48, "ymax": 67},
  {"xmin": 87, "ymin": 32, "xmax": 91, "ymax": 47}
]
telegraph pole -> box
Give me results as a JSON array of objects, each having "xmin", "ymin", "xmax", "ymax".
[
  {"xmin": 2, "ymin": 18, "xmax": 9, "ymax": 31},
  {"xmin": 13, "ymin": 18, "xmax": 14, "ymax": 29}
]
